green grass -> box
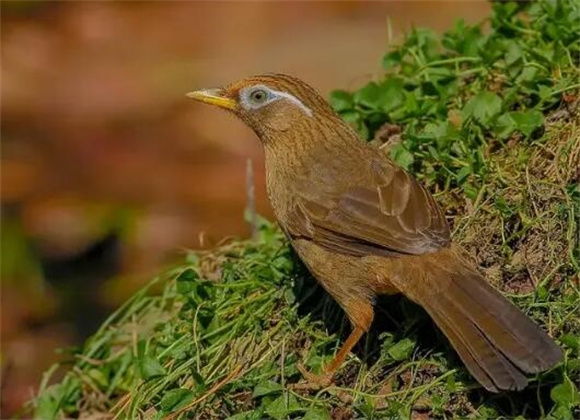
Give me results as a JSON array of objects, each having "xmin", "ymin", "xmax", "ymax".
[{"xmin": 28, "ymin": 1, "xmax": 579, "ymax": 419}]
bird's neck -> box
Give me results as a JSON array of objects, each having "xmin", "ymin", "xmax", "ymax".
[
  {"xmin": 263, "ymin": 114, "xmax": 360, "ymax": 171},
  {"xmin": 261, "ymin": 114, "xmax": 366, "ymax": 216}
]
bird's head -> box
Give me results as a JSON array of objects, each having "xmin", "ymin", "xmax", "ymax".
[{"xmin": 186, "ymin": 74, "xmax": 341, "ymax": 143}]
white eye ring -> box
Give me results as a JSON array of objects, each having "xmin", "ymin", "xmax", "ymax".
[
  {"xmin": 239, "ymin": 84, "xmax": 313, "ymax": 117},
  {"xmin": 240, "ymin": 85, "xmax": 275, "ymax": 110},
  {"xmin": 248, "ymin": 88, "xmax": 269, "ymax": 104}
]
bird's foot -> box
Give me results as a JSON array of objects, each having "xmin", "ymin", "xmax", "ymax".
[{"xmin": 292, "ymin": 362, "xmax": 334, "ymax": 391}]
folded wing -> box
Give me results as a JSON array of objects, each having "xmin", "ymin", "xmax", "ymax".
[{"xmin": 285, "ymin": 159, "xmax": 450, "ymax": 257}]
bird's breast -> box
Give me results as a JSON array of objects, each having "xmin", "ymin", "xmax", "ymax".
[{"xmin": 264, "ymin": 147, "xmax": 368, "ymax": 227}]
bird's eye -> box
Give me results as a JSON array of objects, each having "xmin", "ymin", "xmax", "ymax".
[{"xmin": 249, "ymin": 89, "xmax": 269, "ymax": 104}]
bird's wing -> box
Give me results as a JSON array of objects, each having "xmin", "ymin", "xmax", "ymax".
[{"xmin": 285, "ymin": 159, "xmax": 450, "ymax": 257}]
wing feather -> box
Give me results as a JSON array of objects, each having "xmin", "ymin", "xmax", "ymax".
[{"xmin": 286, "ymin": 159, "xmax": 449, "ymax": 257}]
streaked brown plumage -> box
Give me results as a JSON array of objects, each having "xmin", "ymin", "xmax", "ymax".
[{"xmin": 187, "ymin": 73, "xmax": 563, "ymax": 392}]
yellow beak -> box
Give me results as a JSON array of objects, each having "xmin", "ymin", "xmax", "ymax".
[{"xmin": 186, "ymin": 88, "xmax": 237, "ymax": 110}]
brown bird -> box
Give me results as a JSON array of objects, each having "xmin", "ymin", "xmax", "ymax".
[{"xmin": 187, "ymin": 74, "xmax": 563, "ymax": 392}]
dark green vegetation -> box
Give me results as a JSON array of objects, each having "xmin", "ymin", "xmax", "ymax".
[{"xmin": 30, "ymin": 2, "xmax": 579, "ymax": 419}]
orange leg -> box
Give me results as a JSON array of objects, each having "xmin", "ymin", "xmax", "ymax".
[
  {"xmin": 326, "ymin": 326, "xmax": 365, "ymax": 374},
  {"xmin": 296, "ymin": 326, "xmax": 366, "ymax": 389}
]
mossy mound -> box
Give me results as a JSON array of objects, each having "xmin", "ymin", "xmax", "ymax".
[{"xmin": 29, "ymin": 1, "xmax": 579, "ymax": 419}]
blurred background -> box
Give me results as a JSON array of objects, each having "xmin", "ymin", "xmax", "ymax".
[{"xmin": 1, "ymin": 1, "xmax": 491, "ymax": 415}]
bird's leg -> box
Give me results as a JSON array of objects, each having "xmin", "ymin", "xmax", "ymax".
[
  {"xmin": 327, "ymin": 326, "xmax": 366, "ymax": 374},
  {"xmin": 293, "ymin": 290, "xmax": 374, "ymax": 390},
  {"xmin": 295, "ymin": 326, "xmax": 366, "ymax": 390}
]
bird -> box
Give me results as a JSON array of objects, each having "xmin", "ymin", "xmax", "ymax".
[{"xmin": 186, "ymin": 73, "xmax": 563, "ymax": 392}]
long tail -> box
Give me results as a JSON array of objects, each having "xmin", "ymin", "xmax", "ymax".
[{"xmin": 388, "ymin": 249, "xmax": 563, "ymax": 392}]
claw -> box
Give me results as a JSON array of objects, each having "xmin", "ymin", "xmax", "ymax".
[
  {"xmin": 292, "ymin": 362, "xmax": 334, "ymax": 390},
  {"xmin": 292, "ymin": 327, "xmax": 367, "ymax": 391}
]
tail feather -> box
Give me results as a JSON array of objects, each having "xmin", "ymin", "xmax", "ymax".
[
  {"xmin": 390, "ymin": 249, "xmax": 563, "ymax": 392},
  {"xmin": 448, "ymin": 263, "xmax": 561, "ymax": 372},
  {"xmin": 431, "ymin": 292, "xmax": 528, "ymax": 391},
  {"xmin": 433, "ymin": 310, "xmax": 500, "ymax": 391}
]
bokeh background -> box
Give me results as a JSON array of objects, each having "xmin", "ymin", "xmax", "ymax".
[{"xmin": 1, "ymin": 1, "xmax": 491, "ymax": 415}]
